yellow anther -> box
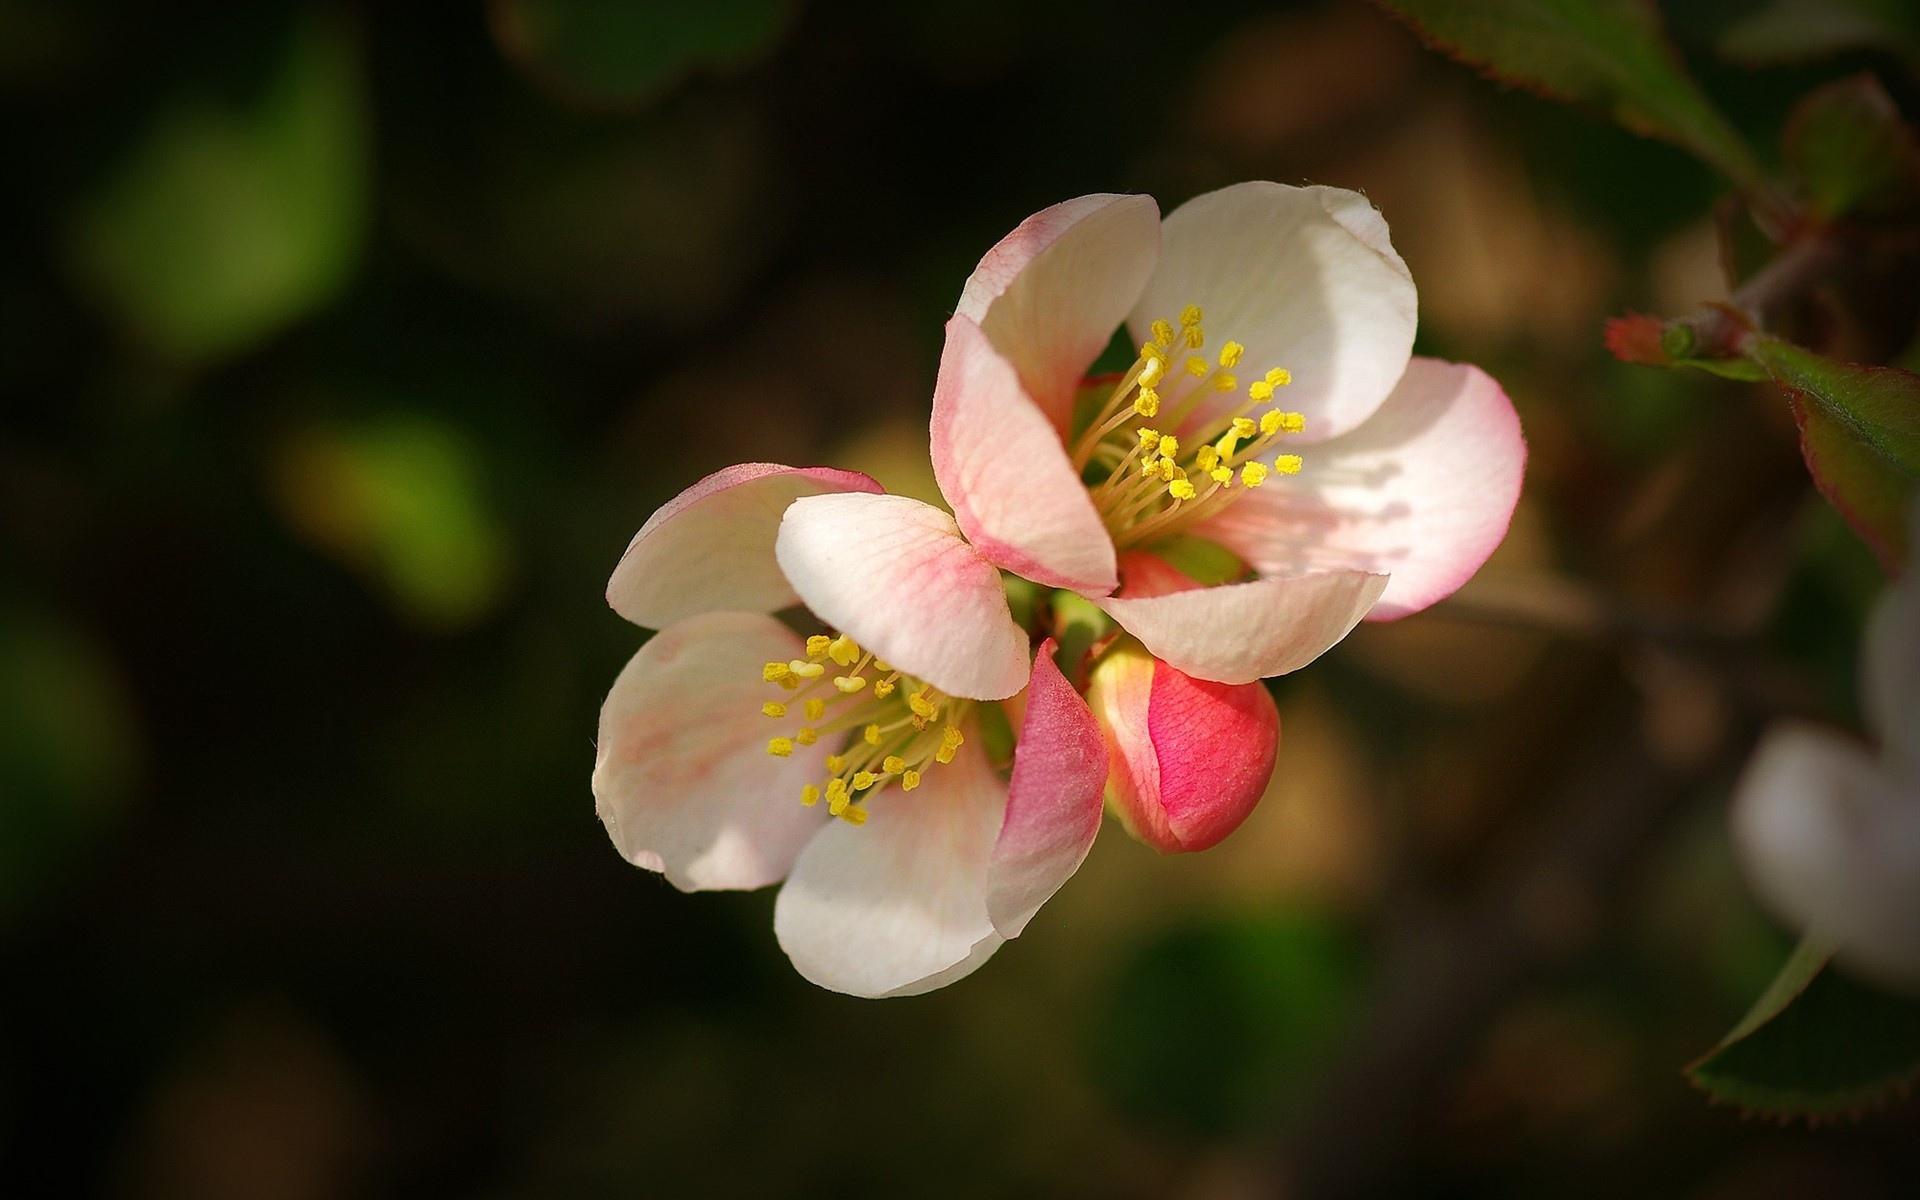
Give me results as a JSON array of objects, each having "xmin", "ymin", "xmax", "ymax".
[
  {"xmin": 935, "ymin": 725, "xmax": 964, "ymax": 764},
  {"xmin": 805, "ymin": 635, "xmax": 831, "ymax": 660},
  {"xmin": 1278, "ymin": 411, "xmax": 1306, "ymax": 433},
  {"xmin": 767, "ymin": 737, "xmax": 795, "ymax": 758},
  {"xmin": 1266, "ymin": 367, "xmax": 1292, "ymax": 387},
  {"xmin": 796, "ymin": 727, "xmax": 818, "ymax": 745},
  {"xmin": 800, "ymin": 784, "xmax": 820, "ymax": 807},
  {"xmin": 1275, "ymin": 454, "xmax": 1304, "ymax": 475},
  {"xmin": 1182, "ymin": 325, "xmax": 1205, "ymax": 350},
  {"xmin": 1179, "ymin": 304, "xmax": 1203, "ymax": 327},
  {"xmin": 908, "ymin": 693, "xmax": 939, "ymax": 720},
  {"xmin": 1184, "ymin": 355, "xmax": 1210, "ymax": 378},
  {"xmin": 827, "ymin": 634, "xmax": 859, "ymax": 666},
  {"xmin": 852, "ymin": 770, "xmax": 877, "ymax": 790},
  {"xmin": 827, "ymin": 786, "xmax": 849, "ymax": 817},
  {"xmin": 1217, "ymin": 433, "xmax": 1242, "ymax": 460},
  {"xmin": 1212, "ymin": 373, "xmax": 1238, "ymax": 392},
  {"xmin": 1231, "ymin": 417, "xmax": 1258, "ymax": 439},
  {"xmin": 901, "ymin": 770, "xmax": 922, "ymax": 792},
  {"xmin": 1150, "ymin": 319, "xmax": 1174, "ymax": 348},
  {"xmin": 1219, "ymin": 340, "xmax": 1245, "ymax": 367},
  {"xmin": 883, "ymin": 755, "xmax": 908, "ymax": 774},
  {"xmin": 762, "ymin": 702, "xmax": 788, "ymax": 718},
  {"xmin": 873, "ymin": 660, "xmax": 891, "ymax": 672},
  {"xmin": 1241, "ymin": 462, "xmax": 1270, "ymax": 488},
  {"xmin": 1211, "ymin": 466, "xmax": 1234, "ymax": 484},
  {"xmin": 1141, "ymin": 455, "xmax": 1159, "ymax": 477},
  {"xmin": 1259, "ymin": 409, "xmax": 1283, "ymax": 437},
  {"xmin": 1132, "ymin": 390, "xmax": 1160, "ymax": 418},
  {"xmin": 789, "ymin": 660, "xmax": 824, "ymax": 679},
  {"xmin": 1169, "ymin": 477, "xmax": 1197, "ymax": 501},
  {"xmin": 1138, "ymin": 428, "xmax": 1161, "ymax": 453},
  {"xmin": 1248, "ymin": 380, "xmax": 1274, "ymax": 402},
  {"xmin": 1157, "ymin": 457, "xmax": 1180, "ymax": 483},
  {"xmin": 872, "ymin": 679, "xmax": 895, "ymax": 699},
  {"xmin": 863, "ymin": 724, "xmax": 882, "ymax": 746},
  {"xmin": 1139, "ymin": 356, "xmax": 1165, "ymax": 387},
  {"xmin": 1196, "ymin": 444, "xmax": 1220, "ymax": 472},
  {"xmin": 826, "ymin": 754, "xmax": 847, "ymax": 773},
  {"xmin": 840, "ymin": 806, "xmax": 868, "ymax": 826},
  {"xmin": 1140, "ymin": 341, "xmax": 1164, "ymax": 363},
  {"xmin": 805, "ymin": 698, "xmax": 826, "ymax": 720},
  {"xmin": 833, "ymin": 675, "xmax": 868, "ymax": 694},
  {"xmin": 763, "ymin": 661, "xmax": 792, "ymax": 683},
  {"xmin": 1159, "ymin": 436, "xmax": 1179, "ymax": 459}
]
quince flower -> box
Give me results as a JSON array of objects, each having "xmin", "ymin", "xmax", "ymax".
[
  {"xmin": 594, "ymin": 464, "xmax": 1108, "ymax": 997},
  {"xmin": 1732, "ymin": 505, "xmax": 1920, "ymax": 994},
  {"xmin": 931, "ymin": 182, "xmax": 1527, "ymax": 685}
]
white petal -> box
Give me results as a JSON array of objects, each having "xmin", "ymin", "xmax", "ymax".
[
  {"xmin": 593, "ymin": 612, "xmax": 829, "ymax": 891},
  {"xmin": 773, "ymin": 743, "xmax": 1007, "ymax": 998},
  {"xmin": 774, "ymin": 492, "xmax": 1030, "ymax": 700},
  {"xmin": 1863, "ymin": 556, "xmax": 1920, "ymax": 775},
  {"xmin": 1732, "ymin": 723, "xmax": 1920, "ymax": 994},
  {"xmin": 1128, "ymin": 182, "xmax": 1416, "ymax": 443}
]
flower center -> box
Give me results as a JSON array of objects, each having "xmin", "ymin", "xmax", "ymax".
[
  {"xmin": 1067, "ymin": 303, "xmax": 1306, "ymax": 551},
  {"xmin": 758, "ymin": 632, "xmax": 970, "ymax": 826}
]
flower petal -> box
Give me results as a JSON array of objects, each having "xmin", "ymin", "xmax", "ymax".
[
  {"xmin": 607, "ymin": 463, "xmax": 884, "ymax": 629},
  {"xmin": 931, "ymin": 316, "xmax": 1118, "ymax": 593},
  {"xmin": 1732, "ymin": 723, "xmax": 1920, "ymax": 994},
  {"xmin": 593, "ymin": 612, "xmax": 829, "ymax": 891},
  {"xmin": 773, "ymin": 741, "xmax": 1007, "ymax": 998},
  {"xmin": 1096, "ymin": 571, "xmax": 1385, "ymax": 684},
  {"xmin": 1128, "ymin": 182, "xmax": 1416, "ymax": 443},
  {"xmin": 1863, "ymin": 533, "xmax": 1920, "ymax": 772},
  {"xmin": 775, "ymin": 492, "xmax": 1030, "ymax": 700},
  {"xmin": 958, "ymin": 193, "xmax": 1162, "ymax": 433},
  {"xmin": 986, "ymin": 639, "xmax": 1109, "ymax": 938},
  {"xmin": 1197, "ymin": 358, "xmax": 1525, "ymax": 620},
  {"xmin": 1087, "ymin": 641, "xmax": 1281, "ymax": 853}
]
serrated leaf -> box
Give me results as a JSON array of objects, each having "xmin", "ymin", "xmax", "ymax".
[
  {"xmin": 1747, "ymin": 336, "xmax": 1920, "ymax": 476},
  {"xmin": 1378, "ymin": 0, "xmax": 1763, "ymax": 189},
  {"xmin": 1790, "ymin": 394, "xmax": 1915, "ymax": 571},
  {"xmin": 1717, "ymin": 0, "xmax": 1920, "ymax": 71},
  {"xmin": 1783, "ymin": 74, "xmax": 1920, "ymax": 221},
  {"xmin": 1689, "ymin": 934, "xmax": 1920, "ymax": 1119},
  {"xmin": 490, "ymin": 0, "xmax": 796, "ymax": 109},
  {"xmin": 63, "ymin": 13, "xmax": 368, "ymax": 364}
]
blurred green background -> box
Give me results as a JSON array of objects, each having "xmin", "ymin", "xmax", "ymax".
[{"xmin": 3, "ymin": 0, "xmax": 1917, "ymax": 1195}]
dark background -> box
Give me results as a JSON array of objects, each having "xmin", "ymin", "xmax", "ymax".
[{"xmin": 3, "ymin": 0, "xmax": 1916, "ymax": 1195}]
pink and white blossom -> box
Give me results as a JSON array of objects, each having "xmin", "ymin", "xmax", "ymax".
[
  {"xmin": 595, "ymin": 464, "xmax": 1108, "ymax": 996},
  {"xmin": 1732, "ymin": 507, "xmax": 1920, "ymax": 994},
  {"xmin": 932, "ymin": 183, "xmax": 1528, "ymax": 683}
]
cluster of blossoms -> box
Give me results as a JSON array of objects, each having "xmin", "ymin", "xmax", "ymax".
[{"xmin": 594, "ymin": 182, "xmax": 1526, "ymax": 997}]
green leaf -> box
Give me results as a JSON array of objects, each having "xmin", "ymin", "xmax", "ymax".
[
  {"xmin": 1379, "ymin": 0, "xmax": 1764, "ymax": 190},
  {"xmin": 1717, "ymin": 0, "xmax": 1920, "ymax": 72},
  {"xmin": 491, "ymin": 0, "xmax": 797, "ymax": 109},
  {"xmin": 1782, "ymin": 74, "xmax": 1920, "ymax": 221},
  {"xmin": 63, "ymin": 13, "xmax": 368, "ymax": 364},
  {"xmin": 1689, "ymin": 935, "xmax": 1920, "ymax": 1119},
  {"xmin": 272, "ymin": 414, "xmax": 512, "ymax": 630},
  {"xmin": 1747, "ymin": 336, "xmax": 1920, "ymax": 476},
  {"xmin": 1789, "ymin": 394, "xmax": 1916, "ymax": 571}
]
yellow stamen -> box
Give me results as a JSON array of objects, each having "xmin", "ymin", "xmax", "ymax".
[
  {"xmin": 901, "ymin": 770, "xmax": 922, "ymax": 792},
  {"xmin": 805, "ymin": 698, "xmax": 826, "ymax": 721},
  {"xmin": 762, "ymin": 661, "xmax": 792, "ymax": 684},
  {"xmin": 767, "ymin": 737, "xmax": 794, "ymax": 758},
  {"xmin": 1178, "ymin": 304, "xmax": 1203, "ymax": 327},
  {"xmin": 762, "ymin": 702, "xmax": 787, "ymax": 718},
  {"xmin": 796, "ymin": 727, "xmax": 818, "ymax": 745},
  {"xmin": 800, "ymin": 784, "xmax": 821, "ymax": 806},
  {"xmin": 1275, "ymin": 454, "xmax": 1303, "ymax": 474},
  {"xmin": 805, "ymin": 635, "xmax": 831, "ymax": 660},
  {"xmin": 1241, "ymin": 462, "xmax": 1270, "ymax": 488},
  {"xmin": 1150, "ymin": 319, "xmax": 1174, "ymax": 347},
  {"xmin": 863, "ymin": 724, "xmax": 882, "ymax": 746},
  {"xmin": 883, "ymin": 755, "xmax": 908, "ymax": 774},
  {"xmin": 1219, "ymin": 340, "xmax": 1245, "ymax": 367},
  {"xmin": 834, "ymin": 675, "xmax": 868, "ymax": 694}
]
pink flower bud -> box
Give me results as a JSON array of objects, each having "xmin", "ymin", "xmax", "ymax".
[{"xmin": 1084, "ymin": 640, "xmax": 1280, "ymax": 853}]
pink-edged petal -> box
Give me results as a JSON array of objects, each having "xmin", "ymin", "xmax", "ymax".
[
  {"xmin": 773, "ymin": 741, "xmax": 1007, "ymax": 998},
  {"xmin": 1096, "ymin": 571, "xmax": 1386, "ymax": 685},
  {"xmin": 607, "ymin": 463, "xmax": 883, "ymax": 629},
  {"xmin": 1197, "ymin": 358, "xmax": 1525, "ymax": 621},
  {"xmin": 1863, "ymin": 533, "xmax": 1920, "ymax": 772},
  {"xmin": 1128, "ymin": 182, "xmax": 1416, "ymax": 443},
  {"xmin": 931, "ymin": 316, "xmax": 1117, "ymax": 593},
  {"xmin": 1732, "ymin": 723, "xmax": 1920, "ymax": 994},
  {"xmin": 1086, "ymin": 641, "xmax": 1281, "ymax": 853},
  {"xmin": 986, "ymin": 639, "xmax": 1109, "ymax": 938},
  {"xmin": 593, "ymin": 612, "xmax": 829, "ymax": 891},
  {"xmin": 774, "ymin": 492, "xmax": 1030, "ymax": 700},
  {"xmin": 958, "ymin": 193, "xmax": 1162, "ymax": 433}
]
